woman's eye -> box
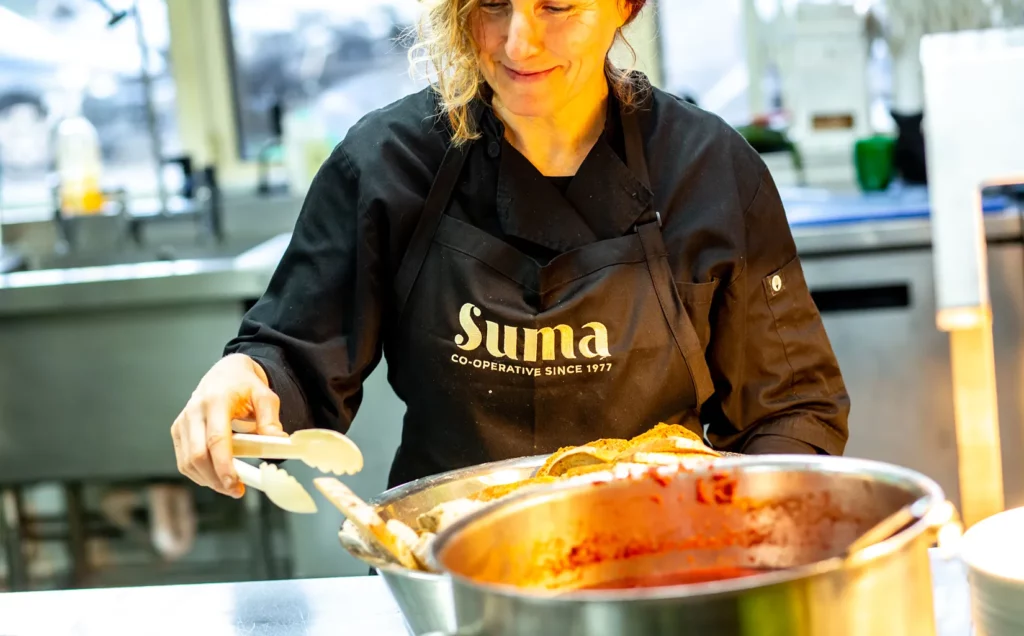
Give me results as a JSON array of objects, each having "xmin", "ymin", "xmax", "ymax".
[{"xmin": 543, "ymin": 4, "xmax": 572, "ymax": 13}]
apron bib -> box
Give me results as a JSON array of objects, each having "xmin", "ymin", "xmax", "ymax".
[{"xmin": 385, "ymin": 107, "xmax": 714, "ymax": 487}]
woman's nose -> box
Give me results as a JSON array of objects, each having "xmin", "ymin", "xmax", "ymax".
[{"xmin": 505, "ymin": 10, "xmax": 543, "ymax": 62}]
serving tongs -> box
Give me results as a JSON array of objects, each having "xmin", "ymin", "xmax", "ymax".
[
  {"xmin": 233, "ymin": 459, "xmax": 318, "ymax": 514},
  {"xmin": 231, "ymin": 419, "xmax": 364, "ymax": 475}
]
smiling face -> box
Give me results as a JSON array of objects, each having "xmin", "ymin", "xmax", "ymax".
[{"xmin": 470, "ymin": 0, "xmax": 631, "ymax": 118}]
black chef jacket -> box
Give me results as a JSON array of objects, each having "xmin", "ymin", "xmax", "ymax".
[{"xmin": 224, "ymin": 83, "xmax": 850, "ymax": 457}]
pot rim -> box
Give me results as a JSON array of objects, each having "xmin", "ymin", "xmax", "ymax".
[
  {"xmin": 430, "ymin": 455, "xmax": 947, "ymax": 601},
  {"xmin": 368, "ymin": 454, "xmax": 550, "ymax": 509}
]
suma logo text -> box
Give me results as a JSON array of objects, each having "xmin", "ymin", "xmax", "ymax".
[{"xmin": 453, "ymin": 303, "xmax": 611, "ymax": 362}]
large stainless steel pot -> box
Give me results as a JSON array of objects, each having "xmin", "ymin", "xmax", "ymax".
[
  {"xmin": 352, "ymin": 451, "xmax": 743, "ymax": 634},
  {"xmin": 430, "ymin": 456, "xmax": 960, "ymax": 636},
  {"xmin": 359, "ymin": 455, "xmax": 547, "ymax": 635}
]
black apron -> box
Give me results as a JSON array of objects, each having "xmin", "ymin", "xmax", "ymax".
[{"xmin": 385, "ymin": 106, "xmax": 715, "ymax": 488}]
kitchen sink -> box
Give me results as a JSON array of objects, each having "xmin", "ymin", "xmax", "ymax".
[{"xmin": 22, "ymin": 238, "xmax": 267, "ymax": 272}]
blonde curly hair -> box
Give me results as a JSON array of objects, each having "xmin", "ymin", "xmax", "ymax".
[{"xmin": 408, "ymin": 0, "xmax": 649, "ymax": 145}]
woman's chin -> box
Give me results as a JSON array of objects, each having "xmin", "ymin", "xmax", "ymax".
[{"xmin": 491, "ymin": 92, "xmax": 557, "ymax": 120}]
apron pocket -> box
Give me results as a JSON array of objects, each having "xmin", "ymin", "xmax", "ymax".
[
  {"xmin": 762, "ymin": 257, "xmax": 841, "ymax": 395},
  {"xmin": 675, "ymin": 279, "xmax": 720, "ymax": 352}
]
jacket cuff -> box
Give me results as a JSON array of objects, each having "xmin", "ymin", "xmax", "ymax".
[
  {"xmin": 740, "ymin": 415, "xmax": 847, "ymax": 456},
  {"xmin": 742, "ymin": 434, "xmax": 818, "ymax": 455}
]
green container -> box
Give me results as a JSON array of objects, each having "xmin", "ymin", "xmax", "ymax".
[{"xmin": 854, "ymin": 135, "xmax": 896, "ymax": 192}]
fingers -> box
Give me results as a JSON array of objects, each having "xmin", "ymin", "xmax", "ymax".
[
  {"xmin": 231, "ymin": 419, "xmax": 257, "ymax": 434},
  {"xmin": 186, "ymin": 403, "xmax": 227, "ymax": 494},
  {"xmin": 206, "ymin": 398, "xmax": 243, "ymax": 498},
  {"xmin": 173, "ymin": 401, "xmax": 235, "ymax": 498},
  {"xmin": 252, "ymin": 386, "xmax": 286, "ymax": 437},
  {"xmin": 171, "ymin": 416, "xmax": 191, "ymax": 480},
  {"xmin": 173, "ymin": 354, "xmax": 286, "ymax": 498},
  {"xmin": 172, "ymin": 406, "xmax": 208, "ymax": 488}
]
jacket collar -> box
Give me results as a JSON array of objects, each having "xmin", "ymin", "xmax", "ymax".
[{"xmin": 476, "ymin": 93, "xmax": 653, "ymax": 254}]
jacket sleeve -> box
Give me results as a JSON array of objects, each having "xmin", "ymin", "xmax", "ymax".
[
  {"xmin": 702, "ymin": 167, "xmax": 850, "ymax": 456},
  {"xmin": 223, "ymin": 145, "xmax": 385, "ymax": 434}
]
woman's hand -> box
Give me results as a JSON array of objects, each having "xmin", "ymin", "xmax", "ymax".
[{"xmin": 171, "ymin": 354, "xmax": 288, "ymax": 497}]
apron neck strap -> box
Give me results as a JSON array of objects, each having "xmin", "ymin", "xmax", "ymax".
[
  {"xmin": 393, "ymin": 140, "xmax": 470, "ymax": 315},
  {"xmin": 620, "ymin": 103, "xmax": 660, "ymax": 229}
]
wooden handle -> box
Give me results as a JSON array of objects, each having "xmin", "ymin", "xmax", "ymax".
[
  {"xmin": 314, "ymin": 477, "xmax": 420, "ymax": 570},
  {"xmin": 232, "ymin": 433, "xmax": 300, "ymax": 459}
]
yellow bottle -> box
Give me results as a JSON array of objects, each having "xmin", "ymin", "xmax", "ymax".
[{"xmin": 55, "ymin": 115, "xmax": 104, "ymax": 216}]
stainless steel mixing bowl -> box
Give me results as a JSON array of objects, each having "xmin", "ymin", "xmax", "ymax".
[{"xmin": 358, "ymin": 455, "xmax": 547, "ymax": 635}]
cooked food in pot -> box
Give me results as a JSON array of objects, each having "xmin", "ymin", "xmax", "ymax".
[
  {"xmin": 469, "ymin": 476, "xmax": 561, "ymax": 502},
  {"xmin": 535, "ymin": 438, "xmax": 631, "ymax": 477},
  {"xmin": 340, "ymin": 423, "xmax": 724, "ymax": 572},
  {"xmin": 535, "ymin": 425, "xmax": 716, "ymax": 478}
]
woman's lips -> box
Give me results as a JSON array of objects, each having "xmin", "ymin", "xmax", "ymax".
[{"xmin": 502, "ymin": 65, "xmax": 555, "ymax": 83}]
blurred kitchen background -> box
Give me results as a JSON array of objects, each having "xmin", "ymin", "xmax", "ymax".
[{"xmin": 1, "ymin": 0, "xmax": 1024, "ymax": 592}]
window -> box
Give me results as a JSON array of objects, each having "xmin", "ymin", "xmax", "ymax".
[
  {"xmin": 658, "ymin": 0, "xmax": 752, "ymax": 125},
  {"xmin": 225, "ymin": 0, "xmax": 425, "ymax": 162},
  {"xmin": 0, "ymin": 0, "xmax": 180, "ymax": 214}
]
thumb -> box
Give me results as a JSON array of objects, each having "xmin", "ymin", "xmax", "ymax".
[{"xmin": 251, "ymin": 385, "xmax": 287, "ymax": 437}]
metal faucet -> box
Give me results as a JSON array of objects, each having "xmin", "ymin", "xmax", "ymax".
[{"xmin": 92, "ymin": 0, "xmax": 170, "ymax": 217}]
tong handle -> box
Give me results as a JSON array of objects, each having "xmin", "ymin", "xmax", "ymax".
[
  {"xmin": 232, "ymin": 459, "xmax": 263, "ymax": 491},
  {"xmin": 232, "ymin": 433, "xmax": 300, "ymax": 460}
]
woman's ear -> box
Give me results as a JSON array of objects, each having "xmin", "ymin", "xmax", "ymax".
[
  {"xmin": 614, "ymin": 0, "xmax": 630, "ymax": 27},
  {"xmin": 618, "ymin": 0, "xmax": 642, "ymax": 27}
]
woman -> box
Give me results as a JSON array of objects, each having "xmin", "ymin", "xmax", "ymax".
[{"xmin": 172, "ymin": 0, "xmax": 850, "ymax": 498}]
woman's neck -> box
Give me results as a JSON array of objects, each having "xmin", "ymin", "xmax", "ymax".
[{"xmin": 494, "ymin": 82, "xmax": 609, "ymax": 177}]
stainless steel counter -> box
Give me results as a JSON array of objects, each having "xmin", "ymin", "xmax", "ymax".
[
  {"xmin": 0, "ymin": 552, "xmax": 974, "ymax": 636},
  {"xmin": 782, "ymin": 185, "xmax": 1019, "ymax": 254},
  {"xmin": 0, "ymin": 234, "xmax": 290, "ymax": 317},
  {"xmin": 0, "ymin": 576, "xmax": 410, "ymax": 636},
  {"xmin": 794, "ymin": 212, "xmax": 1019, "ymax": 256}
]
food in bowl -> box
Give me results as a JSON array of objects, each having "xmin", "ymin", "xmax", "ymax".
[
  {"xmin": 534, "ymin": 425, "xmax": 718, "ymax": 478},
  {"xmin": 339, "ymin": 424, "xmax": 724, "ymax": 572}
]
